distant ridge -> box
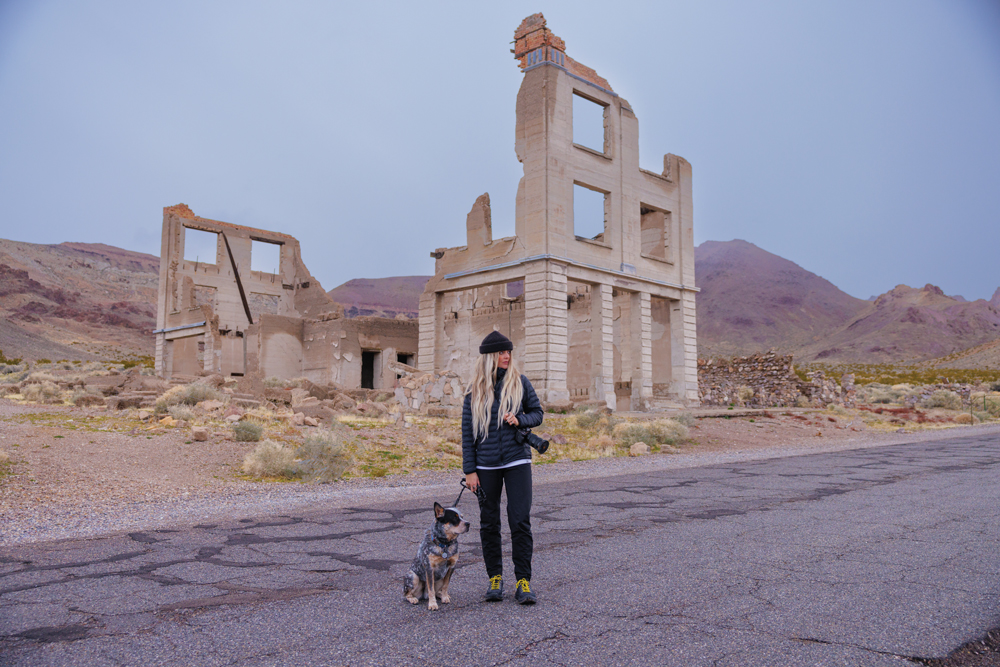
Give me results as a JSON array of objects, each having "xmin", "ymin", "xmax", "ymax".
[{"xmin": 327, "ymin": 276, "xmax": 430, "ymax": 319}]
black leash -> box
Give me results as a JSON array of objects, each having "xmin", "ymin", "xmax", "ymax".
[{"xmin": 453, "ymin": 477, "xmax": 485, "ymax": 507}]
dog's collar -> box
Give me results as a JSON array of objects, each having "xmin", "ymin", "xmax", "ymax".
[{"xmin": 433, "ymin": 535, "xmax": 456, "ymax": 547}]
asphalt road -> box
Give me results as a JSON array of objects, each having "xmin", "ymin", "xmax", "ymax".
[{"xmin": 2, "ymin": 430, "xmax": 999, "ymax": 666}]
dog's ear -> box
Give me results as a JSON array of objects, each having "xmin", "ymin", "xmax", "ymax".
[{"xmin": 434, "ymin": 502, "xmax": 444, "ymax": 519}]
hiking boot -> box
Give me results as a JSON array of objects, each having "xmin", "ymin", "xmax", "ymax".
[
  {"xmin": 484, "ymin": 575, "xmax": 503, "ymax": 602},
  {"xmin": 514, "ymin": 578, "xmax": 536, "ymax": 605}
]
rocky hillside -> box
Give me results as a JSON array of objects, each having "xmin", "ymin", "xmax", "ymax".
[
  {"xmin": 327, "ymin": 276, "xmax": 429, "ymax": 319},
  {"xmin": 0, "ymin": 240, "xmax": 159, "ymax": 361},
  {"xmin": 694, "ymin": 240, "xmax": 870, "ymax": 358},
  {"xmin": 796, "ymin": 284, "xmax": 1000, "ymax": 364}
]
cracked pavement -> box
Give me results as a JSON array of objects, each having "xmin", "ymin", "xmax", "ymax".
[{"xmin": 1, "ymin": 430, "xmax": 999, "ymax": 666}]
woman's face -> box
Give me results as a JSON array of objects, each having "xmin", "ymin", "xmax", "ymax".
[{"xmin": 497, "ymin": 350, "xmax": 511, "ymax": 369}]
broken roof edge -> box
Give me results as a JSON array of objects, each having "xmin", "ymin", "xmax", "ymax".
[
  {"xmin": 164, "ymin": 204, "xmax": 298, "ymax": 243},
  {"xmin": 513, "ymin": 13, "xmax": 613, "ymax": 93}
]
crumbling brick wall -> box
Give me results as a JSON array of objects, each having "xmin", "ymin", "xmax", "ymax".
[{"xmin": 698, "ymin": 352, "xmax": 855, "ymax": 408}]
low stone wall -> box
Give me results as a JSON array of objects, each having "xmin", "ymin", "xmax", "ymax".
[
  {"xmin": 698, "ymin": 352, "xmax": 855, "ymax": 408},
  {"xmin": 392, "ymin": 361, "xmax": 465, "ymax": 418}
]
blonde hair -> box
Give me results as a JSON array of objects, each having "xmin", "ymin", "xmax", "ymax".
[{"xmin": 467, "ymin": 351, "xmax": 523, "ymax": 442}]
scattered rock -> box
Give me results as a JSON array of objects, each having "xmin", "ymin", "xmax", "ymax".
[
  {"xmin": 303, "ymin": 416, "xmax": 319, "ymax": 427},
  {"xmin": 292, "ymin": 412, "xmax": 305, "ymax": 426},
  {"xmin": 73, "ymin": 394, "xmax": 106, "ymax": 408},
  {"xmin": 191, "ymin": 427, "xmax": 209, "ymax": 441},
  {"xmin": 551, "ymin": 434, "xmax": 568, "ymax": 445},
  {"xmin": 106, "ymin": 396, "xmax": 142, "ymax": 411},
  {"xmin": 159, "ymin": 416, "xmax": 178, "ymax": 427},
  {"xmin": 137, "ymin": 410, "xmax": 151, "ymax": 421},
  {"xmin": 629, "ymin": 442, "xmax": 651, "ymax": 456},
  {"xmin": 197, "ymin": 400, "xmax": 224, "ymax": 411}
]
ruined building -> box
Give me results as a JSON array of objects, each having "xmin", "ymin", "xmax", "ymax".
[
  {"xmin": 419, "ymin": 14, "xmax": 699, "ymax": 410},
  {"xmin": 153, "ymin": 204, "xmax": 417, "ymax": 389}
]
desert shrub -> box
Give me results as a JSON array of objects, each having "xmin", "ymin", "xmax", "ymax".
[
  {"xmin": 70, "ymin": 390, "xmax": 104, "ymax": 407},
  {"xmin": 0, "ymin": 363, "xmax": 26, "ymax": 375},
  {"xmin": 36, "ymin": 358, "xmax": 51, "ymax": 365},
  {"xmin": 954, "ymin": 413, "xmax": 977, "ymax": 425},
  {"xmin": 970, "ymin": 392, "xmax": 1000, "ymax": 417},
  {"xmin": 155, "ymin": 384, "xmax": 222, "ymax": 413},
  {"xmin": 920, "ymin": 390, "xmax": 962, "ymax": 410},
  {"xmin": 296, "ymin": 429, "xmax": 351, "ymax": 483},
  {"xmin": 241, "ymin": 440, "xmax": 298, "ymax": 478},
  {"xmin": 168, "ymin": 405, "xmax": 196, "ymax": 422},
  {"xmin": 672, "ymin": 412, "xmax": 696, "ymax": 427},
  {"xmin": 264, "ymin": 376, "xmax": 288, "ymax": 388},
  {"xmin": 244, "ymin": 407, "xmax": 278, "ymax": 423},
  {"xmin": 736, "ymin": 385, "xmax": 754, "ymax": 406},
  {"xmin": 23, "ymin": 381, "xmax": 61, "ymax": 403},
  {"xmin": 973, "ymin": 411, "xmax": 992, "ymax": 422},
  {"xmin": 584, "ymin": 434, "xmax": 616, "ymax": 456},
  {"xmin": 25, "ymin": 372, "xmax": 57, "ymax": 384},
  {"xmin": 794, "ymin": 395, "xmax": 811, "ymax": 408},
  {"xmin": 612, "ymin": 419, "xmax": 688, "ymax": 448},
  {"xmin": 0, "ymin": 369, "xmax": 28, "ymax": 383},
  {"xmin": 572, "ymin": 409, "xmax": 616, "ymax": 434},
  {"xmin": 232, "ymin": 421, "xmax": 263, "ymax": 442},
  {"xmin": 0, "ymin": 349, "xmax": 22, "ymax": 365},
  {"xmin": 827, "ymin": 403, "xmax": 850, "ymax": 416},
  {"xmin": 374, "ymin": 392, "xmax": 394, "ymax": 403}
]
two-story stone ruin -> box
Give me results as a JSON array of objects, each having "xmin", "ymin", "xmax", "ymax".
[
  {"xmin": 153, "ymin": 204, "xmax": 416, "ymax": 390},
  {"xmin": 419, "ymin": 14, "xmax": 699, "ymax": 410}
]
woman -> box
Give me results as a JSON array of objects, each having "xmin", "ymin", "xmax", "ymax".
[{"xmin": 462, "ymin": 330, "xmax": 544, "ymax": 605}]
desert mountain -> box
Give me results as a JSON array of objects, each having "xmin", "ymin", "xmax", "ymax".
[
  {"xmin": 0, "ymin": 239, "xmax": 159, "ymax": 361},
  {"xmin": 327, "ymin": 276, "xmax": 429, "ymax": 319},
  {"xmin": 796, "ymin": 283, "xmax": 1000, "ymax": 364},
  {"xmin": 694, "ymin": 240, "xmax": 870, "ymax": 358}
]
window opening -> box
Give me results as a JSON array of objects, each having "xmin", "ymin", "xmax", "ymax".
[
  {"xmin": 251, "ymin": 239, "xmax": 281, "ymax": 274},
  {"xmin": 573, "ymin": 93, "xmax": 606, "ymax": 153},
  {"xmin": 183, "ymin": 228, "xmax": 219, "ymax": 264},
  {"xmin": 574, "ymin": 184, "xmax": 608, "ymax": 243},
  {"xmin": 361, "ymin": 351, "xmax": 376, "ymax": 389},
  {"xmin": 640, "ymin": 205, "xmax": 667, "ymax": 260}
]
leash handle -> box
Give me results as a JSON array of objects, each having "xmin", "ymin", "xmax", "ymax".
[{"xmin": 453, "ymin": 478, "xmax": 469, "ymax": 507}]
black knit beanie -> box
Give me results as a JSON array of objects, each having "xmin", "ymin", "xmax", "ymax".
[{"xmin": 479, "ymin": 330, "xmax": 513, "ymax": 354}]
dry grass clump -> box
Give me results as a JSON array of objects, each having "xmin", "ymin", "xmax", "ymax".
[
  {"xmin": 244, "ymin": 406, "xmax": 279, "ymax": 423},
  {"xmin": 612, "ymin": 419, "xmax": 688, "ymax": 448},
  {"xmin": 970, "ymin": 392, "xmax": 1000, "ymax": 417},
  {"xmin": 572, "ymin": 409, "xmax": 617, "ymax": 434},
  {"xmin": 25, "ymin": 372, "xmax": 58, "ymax": 384},
  {"xmin": 155, "ymin": 384, "xmax": 222, "ymax": 413},
  {"xmin": 735, "ymin": 385, "xmax": 754, "ymax": 406},
  {"xmin": 233, "ymin": 421, "xmax": 263, "ymax": 442},
  {"xmin": 920, "ymin": 390, "xmax": 962, "ymax": 410},
  {"xmin": 23, "ymin": 381, "xmax": 62, "ymax": 404},
  {"xmin": 70, "ymin": 390, "xmax": 105, "ymax": 407},
  {"xmin": 241, "ymin": 429, "xmax": 352, "ymax": 482},
  {"xmin": 296, "ymin": 429, "xmax": 351, "ymax": 483},
  {"xmin": 168, "ymin": 405, "xmax": 196, "ymax": 422},
  {"xmin": 242, "ymin": 440, "xmax": 298, "ymax": 478},
  {"xmin": 0, "ymin": 449, "xmax": 9, "ymax": 465}
]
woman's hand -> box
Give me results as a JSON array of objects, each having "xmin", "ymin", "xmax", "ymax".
[
  {"xmin": 466, "ymin": 472, "xmax": 480, "ymax": 493},
  {"xmin": 503, "ymin": 412, "xmax": 519, "ymax": 427}
]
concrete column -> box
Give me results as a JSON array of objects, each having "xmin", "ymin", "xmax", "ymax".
[
  {"xmin": 590, "ymin": 283, "xmax": 616, "ymax": 410},
  {"xmin": 522, "ymin": 260, "xmax": 569, "ymax": 403},
  {"xmin": 681, "ymin": 291, "xmax": 699, "ymax": 405},
  {"xmin": 629, "ymin": 291, "xmax": 653, "ymax": 411},
  {"xmin": 418, "ymin": 292, "xmax": 438, "ymax": 371}
]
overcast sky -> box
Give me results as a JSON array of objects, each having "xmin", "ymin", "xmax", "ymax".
[{"xmin": 1, "ymin": 0, "xmax": 998, "ymax": 301}]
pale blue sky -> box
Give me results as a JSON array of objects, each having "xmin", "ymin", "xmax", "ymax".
[{"xmin": 1, "ymin": 1, "xmax": 998, "ymax": 300}]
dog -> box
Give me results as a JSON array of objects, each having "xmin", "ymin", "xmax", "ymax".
[{"xmin": 403, "ymin": 502, "xmax": 470, "ymax": 610}]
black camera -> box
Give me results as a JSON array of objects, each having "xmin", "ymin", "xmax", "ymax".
[{"xmin": 515, "ymin": 427, "xmax": 549, "ymax": 454}]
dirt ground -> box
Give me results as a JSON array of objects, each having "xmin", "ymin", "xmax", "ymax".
[{"xmin": 1, "ymin": 396, "xmax": 973, "ymax": 520}]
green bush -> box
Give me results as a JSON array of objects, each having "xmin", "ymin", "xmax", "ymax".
[
  {"xmin": 673, "ymin": 412, "xmax": 695, "ymax": 427},
  {"xmin": 232, "ymin": 421, "xmax": 263, "ymax": 442},
  {"xmin": 920, "ymin": 390, "xmax": 963, "ymax": 410},
  {"xmin": 0, "ymin": 350, "xmax": 22, "ymax": 365},
  {"xmin": 295, "ymin": 429, "xmax": 351, "ymax": 483}
]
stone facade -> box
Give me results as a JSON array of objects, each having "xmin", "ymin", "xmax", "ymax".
[
  {"xmin": 419, "ymin": 14, "xmax": 700, "ymax": 411},
  {"xmin": 154, "ymin": 205, "xmax": 418, "ymax": 389}
]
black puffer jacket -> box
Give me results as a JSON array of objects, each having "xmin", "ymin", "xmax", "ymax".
[{"xmin": 462, "ymin": 369, "xmax": 544, "ymax": 474}]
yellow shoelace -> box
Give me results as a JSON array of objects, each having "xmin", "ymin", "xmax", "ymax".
[
  {"xmin": 516, "ymin": 578, "xmax": 530, "ymax": 593},
  {"xmin": 490, "ymin": 575, "xmax": 502, "ymax": 590}
]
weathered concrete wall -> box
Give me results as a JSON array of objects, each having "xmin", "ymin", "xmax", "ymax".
[
  {"xmin": 155, "ymin": 205, "xmax": 418, "ymax": 389},
  {"xmin": 419, "ymin": 14, "xmax": 699, "ymax": 410}
]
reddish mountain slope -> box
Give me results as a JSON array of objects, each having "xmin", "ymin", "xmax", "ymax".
[
  {"xmin": 797, "ymin": 284, "xmax": 1000, "ymax": 363},
  {"xmin": 694, "ymin": 240, "xmax": 869, "ymax": 357},
  {"xmin": 327, "ymin": 276, "xmax": 430, "ymax": 319},
  {"xmin": 0, "ymin": 239, "xmax": 159, "ymax": 361}
]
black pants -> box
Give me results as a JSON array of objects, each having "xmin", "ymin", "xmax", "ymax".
[{"xmin": 477, "ymin": 463, "xmax": 533, "ymax": 582}]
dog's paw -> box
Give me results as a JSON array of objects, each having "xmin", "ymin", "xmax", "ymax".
[
  {"xmin": 427, "ymin": 601, "xmax": 439, "ymax": 611},
  {"xmin": 405, "ymin": 596, "xmax": 420, "ymax": 605},
  {"xmin": 439, "ymin": 594, "xmax": 451, "ymax": 604}
]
